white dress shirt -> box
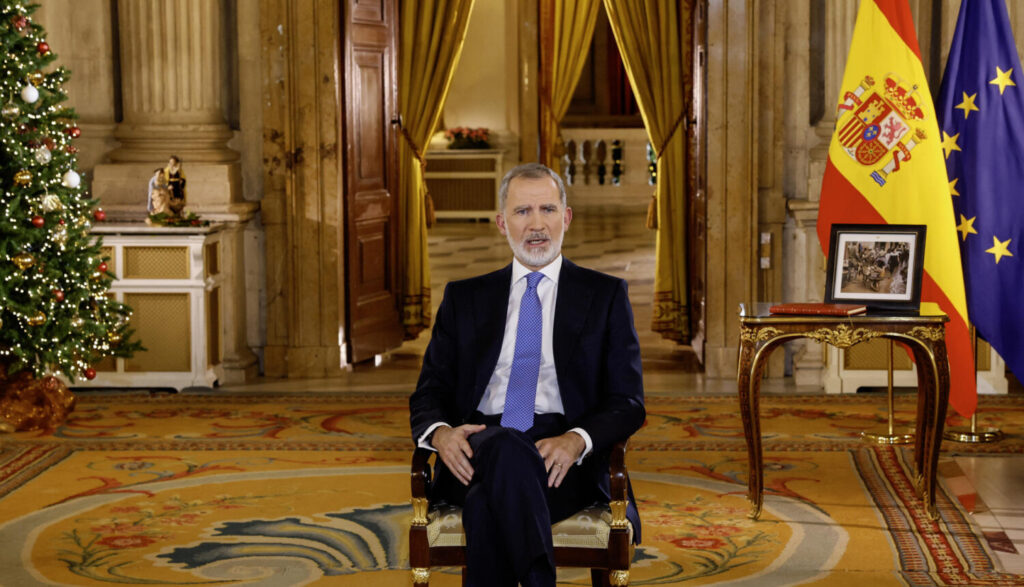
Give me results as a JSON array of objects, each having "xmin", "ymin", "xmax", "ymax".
[{"xmin": 419, "ymin": 255, "xmax": 593, "ymax": 461}]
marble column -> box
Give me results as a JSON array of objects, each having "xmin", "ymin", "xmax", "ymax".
[
  {"xmin": 702, "ymin": 0, "xmax": 759, "ymax": 378},
  {"xmin": 787, "ymin": 0, "xmax": 857, "ymax": 388},
  {"xmin": 93, "ymin": 0, "xmax": 247, "ymax": 217},
  {"xmin": 109, "ymin": 0, "xmax": 235, "ymax": 163},
  {"xmin": 93, "ymin": 0, "xmax": 259, "ymax": 384}
]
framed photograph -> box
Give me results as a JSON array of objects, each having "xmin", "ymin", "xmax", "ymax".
[{"xmin": 823, "ymin": 224, "xmax": 926, "ymax": 312}]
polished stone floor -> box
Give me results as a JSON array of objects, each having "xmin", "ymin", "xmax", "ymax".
[{"xmin": 226, "ymin": 196, "xmax": 1024, "ymax": 575}]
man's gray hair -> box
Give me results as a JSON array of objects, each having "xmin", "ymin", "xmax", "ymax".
[{"xmin": 498, "ymin": 163, "xmax": 567, "ymax": 210}]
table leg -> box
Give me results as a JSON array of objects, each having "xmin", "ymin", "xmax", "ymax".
[
  {"xmin": 911, "ymin": 342, "xmax": 931, "ymax": 497},
  {"xmin": 737, "ymin": 340, "xmax": 768, "ymax": 520},
  {"xmin": 924, "ymin": 340, "xmax": 950, "ymax": 520},
  {"xmin": 910, "ymin": 339, "xmax": 949, "ymax": 520}
]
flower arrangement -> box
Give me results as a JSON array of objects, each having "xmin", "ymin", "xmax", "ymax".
[{"xmin": 444, "ymin": 126, "xmax": 490, "ymax": 149}]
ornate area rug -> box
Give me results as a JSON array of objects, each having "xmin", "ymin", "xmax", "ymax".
[{"xmin": 0, "ymin": 392, "xmax": 1021, "ymax": 585}]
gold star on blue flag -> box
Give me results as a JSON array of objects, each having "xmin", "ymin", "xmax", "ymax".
[{"xmin": 938, "ymin": 0, "xmax": 1024, "ymax": 385}]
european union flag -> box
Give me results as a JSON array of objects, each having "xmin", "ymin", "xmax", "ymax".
[{"xmin": 937, "ymin": 0, "xmax": 1024, "ymax": 386}]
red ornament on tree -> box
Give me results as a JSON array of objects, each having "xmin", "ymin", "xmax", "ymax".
[
  {"xmin": 98, "ymin": 261, "xmax": 108, "ymax": 273},
  {"xmin": 43, "ymin": 137, "xmax": 55, "ymax": 150},
  {"xmin": 66, "ymin": 126, "xmax": 81, "ymax": 138},
  {"xmin": 84, "ymin": 368, "xmax": 97, "ymax": 380},
  {"xmin": 93, "ymin": 209, "xmax": 106, "ymax": 222},
  {"xmin": 11, "ymin": 15, "xmax": 28, "ymax": 31},
  {"xmin": 37, "ymin": 41, "xmax": 50, "ymax": 55},
  {"xmin": 53, "ymin": 289, "xmax": 65, "ymax": 302},
  {"xmin": 31, "ymin": 215, "xmax": 45, "ymax": 228},
  {"xmin": 66, "ymin": 145, "xmax": 78, "ymax": 154}
]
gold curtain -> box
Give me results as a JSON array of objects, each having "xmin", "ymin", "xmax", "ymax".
[
  {"xmin": 603, "ymin": 0, "xmax": 692, "ymax": 343},
  {"xmin": 539, "ymin": 0, "xmax": 601, "ymax": 169},
  {"xmin": 398, "ymin": 0, "xmax": 475, "ymax": 339}
]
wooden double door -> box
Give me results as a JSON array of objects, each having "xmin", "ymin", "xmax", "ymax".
[{"xmin": 340, "ymin": 0, "xmax": 403, "ymax": 363}]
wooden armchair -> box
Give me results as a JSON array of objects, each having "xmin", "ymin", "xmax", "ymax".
[{"xmin": 409, "ymin": 440, "xmax": 633, "ymax": 586}]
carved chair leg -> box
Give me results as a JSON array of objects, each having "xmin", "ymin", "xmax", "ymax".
[
  {"xmin": 591, "ymin": 568, "xmax": 611, "ymax": 587},
  {"xmin": 610, "ymin": 569, "xmax": 630, "ymax": 586},
  {"xmin": 411, "ymin": 567, "xmax": 430, "ymax": 586}
]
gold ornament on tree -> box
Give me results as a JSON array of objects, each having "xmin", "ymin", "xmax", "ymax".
[
  {"xmin": 51, "ymin": 224, "xmax": 68, "ymax": 245},
  {"xmin": 1, "ymin": 102, "xmax": 18, "ymax": 119},
  {"xmin": 13, "ymin": 169, "xmax": 32, "ymax": 186},
  {"xmin": 70, "ymin": 316, "xmax": 84, "ymax": 329},
  {"xmin": 26, "ymin": 311, "xmax": 46, "ymax": 326},
  {"xmin": 12, "ymin": 252, "xmax": 35, "ymax": 270},
  {"xmin": 27, "ymin": 71, "xmax": 44, "ymax": 86},
  {"xmin": 108, "ymin": 332, "xmax": 123, "ymax": 345}
]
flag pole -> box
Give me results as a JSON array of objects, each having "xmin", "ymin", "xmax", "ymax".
[
  {"xmin": 944, "ymin": 325, "xmax": 1003, "ymax": 443},
  {"xmin": 862, "ymin": 338, "xmax": 914, "ymax": 445}
]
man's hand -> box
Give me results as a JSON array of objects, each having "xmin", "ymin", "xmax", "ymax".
[
  {"xmin": 432, "ymin": 424, "xmax": 486, "ymax": 486},
  {"xmin": 536, "ymin": 431, "xmax": 586, "ymax": 488}
]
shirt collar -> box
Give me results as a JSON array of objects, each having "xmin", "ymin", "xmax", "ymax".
[{"xmin": 511, "ymin": 255, "xmax": 562, "ymax": 286}]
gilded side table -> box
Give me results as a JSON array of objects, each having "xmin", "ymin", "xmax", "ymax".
[{"xmin": 737, "ymin": 303, "xmax": 950, "ymax": 520}]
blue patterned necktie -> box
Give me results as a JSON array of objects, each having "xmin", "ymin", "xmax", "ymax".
[{"xmin": 501, "ymin": 272, "xmax": 544, "ymax": 432}]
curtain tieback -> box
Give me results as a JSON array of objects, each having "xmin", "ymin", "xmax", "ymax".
[
  {"xmin": 397, "ymin": 122, "xmax": 427, "ymax": 171},
  {"xmin": 653, "ymin": 109, "xmax": 687, "ymax": 160},
  {"xmin": 646, "ymin": 109, "xmax": 688, "ymax": 231},
  {"xmin": 397, "ymin": 118, "xmax": 435, "ymax": 228}
]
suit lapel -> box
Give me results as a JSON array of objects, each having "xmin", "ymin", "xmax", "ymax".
[
  {"xmin": 471, "ymin": 264, "xmax": 512, "ymax": 404},
  {"xmin": 554, "ymin": 258, "xmax": 593, "ymax": 382}
]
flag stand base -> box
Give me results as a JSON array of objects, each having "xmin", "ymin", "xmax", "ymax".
[
  {"xmin": 862, "ymin": 430, "xmax": 915, "ymax": 444},
  {"xmin": 943, "ymin": 413, "xmax": 1003, "ymax": 443},
  {"xmin": 943, "ymin": 328, "xmax": 1004, "ymax": 444},
  {"xmin": 861, "ymin": 339, "xmax": 915, "ymax": 446}
]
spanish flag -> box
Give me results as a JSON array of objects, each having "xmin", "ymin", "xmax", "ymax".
[{"xmin": 817, "ymin": 0, "xmax": 976, "ymax": 416}]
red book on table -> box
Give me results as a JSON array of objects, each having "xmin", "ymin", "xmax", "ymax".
[{"xmin": 768, "ymin": 302, "xmax": 868, "ymax": 316}]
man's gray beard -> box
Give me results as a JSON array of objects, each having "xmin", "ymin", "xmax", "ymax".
[{"xmin": 507, "ymin": 231, "xmax": 562, "ymax": 268}]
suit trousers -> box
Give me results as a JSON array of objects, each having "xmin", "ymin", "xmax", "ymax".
[{"xmin": 431, "ymin": 413, "xmax": 597, "ymax": 587}]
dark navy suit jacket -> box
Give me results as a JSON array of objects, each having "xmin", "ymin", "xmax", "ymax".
[{"xmin": 409, "ymin": 257, "xmax": 646, "ymax": 540}]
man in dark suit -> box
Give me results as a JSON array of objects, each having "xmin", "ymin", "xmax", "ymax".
[{"xmin": 409, "ymin": 163, "xmax": 645, "ymax": 587}]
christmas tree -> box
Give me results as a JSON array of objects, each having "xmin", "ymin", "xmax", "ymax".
[{"xmin": 1, "ymin": 2, "xmax": 140, "ymax": 383}]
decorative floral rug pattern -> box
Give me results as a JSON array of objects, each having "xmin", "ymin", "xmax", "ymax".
[{"xmin": 0, "ymin": 392, "xmax": 1021, "ymax": 585}]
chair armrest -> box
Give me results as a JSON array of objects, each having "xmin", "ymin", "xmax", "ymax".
[
  {"xmin": 412, "ymin": 447, "xmax": 433, "ymax": 498},
  {"xmin": 411, "ymin": 447, "xmax": 433, "ymax": 526},
  {"xmin": 608, "ymin": 439, "xmax": 630, "ymax": 529},
  {"xmin": 608, "ymin": 439, "xmax": 628, "ymax": 501}
]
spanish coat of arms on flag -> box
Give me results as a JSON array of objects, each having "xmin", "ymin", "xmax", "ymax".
[{"xmin": 818, "ymin": 0, "xmax": 976, "ymax": 417}]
